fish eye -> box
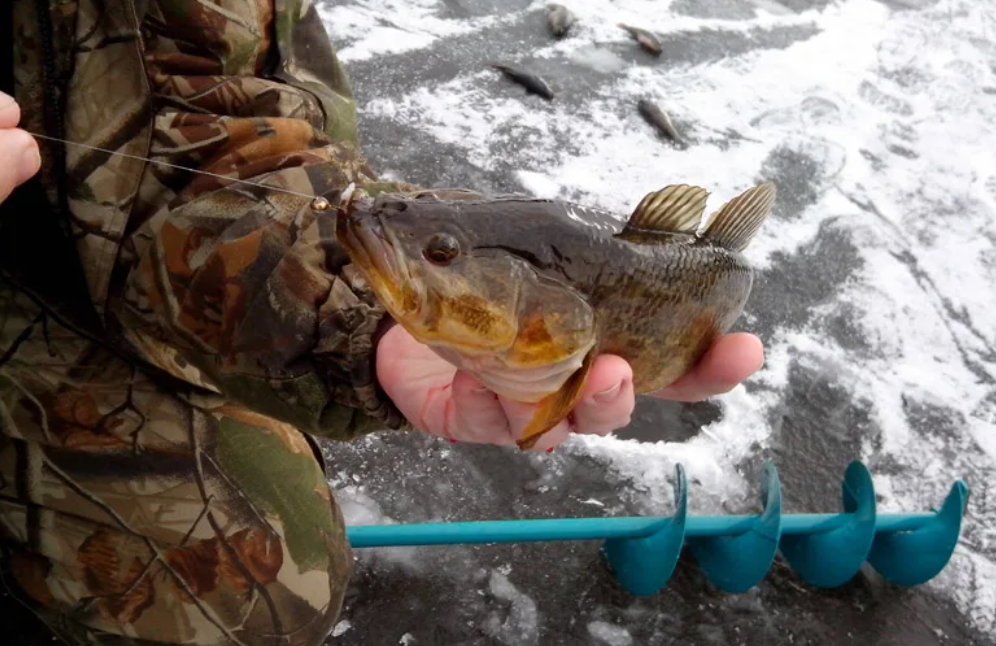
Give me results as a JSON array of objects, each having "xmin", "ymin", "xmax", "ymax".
[{"xmin": 423, "ymin": 234, "xmax": 461, "ymax": 265}]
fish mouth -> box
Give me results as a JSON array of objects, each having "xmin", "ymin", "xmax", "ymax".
[{"xmin": 336, "ymin": 212, "xmax": 418, "ymax": 317}]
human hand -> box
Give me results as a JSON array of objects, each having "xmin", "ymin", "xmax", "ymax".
[
  {"xmin": 376, "ymin": 325, "xmax": 763, "ymax": 452},
  {"xmin": 0, "ymin": 91, "xmax": 41, "ymax": 203}
]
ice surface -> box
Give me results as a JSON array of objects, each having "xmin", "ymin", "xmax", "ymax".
[{"xmin": 315, "ymin": 0, "xmax": 996, "ymax": 642}]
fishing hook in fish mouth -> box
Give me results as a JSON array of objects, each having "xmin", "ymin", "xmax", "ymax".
[{"xmin": 311, "ymin": 182, "xmax": 360, "ymax": 216}]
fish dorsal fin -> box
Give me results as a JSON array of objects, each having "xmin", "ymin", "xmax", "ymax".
[
  {"xmin": 621, "ymin": 184, "xmax": 709, "ymax": 238},
  {"xmin": 699, "ymin": 182, "xmax": 776, "ymax": 252}
]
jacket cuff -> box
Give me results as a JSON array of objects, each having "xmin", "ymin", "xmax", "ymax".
[{"xmin": 313, "ymin": 265, "xmax": 411, "ymax": 439}]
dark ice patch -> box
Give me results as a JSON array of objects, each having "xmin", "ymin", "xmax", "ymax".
[
  {"xmin": 758, "ymin": 145, "xmax": 824, "ymax": 221},
  {"xmin": 755, "ymin": 358, "xmax": 880, "ymax": 513},
  {"xmin": 343, "ymin": 17, "xmax": 821, "ymax": 105},
  {"xmin": 615, "ymin": 398, "xmax": 723, "ymax": 444},
  {"xmin": 744, "ymin": 219, "xmax": 865, "ymax": 344}
]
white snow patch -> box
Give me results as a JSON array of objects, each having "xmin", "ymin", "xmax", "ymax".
[
  {"xmin": 318, "ymin": 0, "xmax": 508, "ymax": 62},
  {"xmin": 969, "ymin": 417, "xmax": 996, "ymax": 463},
  {"xmin": 485, "ymin": 571, "xmax": 540, "ymax": 646},
  {"xmin": 569, "ymin": 383, "xmax": 777, "ymax": 515},
  {"xmin": 587, "ymin": 621, "xmax": 634, "ymax": 646},
  {"xmin": 335, "ymin": 485, "xmax": 425, "ymax": 571},
  {"xmin": 332, "ymin": 620, "xmax": 352, "ymax": 637}
]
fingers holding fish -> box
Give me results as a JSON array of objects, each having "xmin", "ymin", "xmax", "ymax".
[
  {"xmin": 563, "ymin": 354, "xmax": 636, "ymax": 438},
  {"xmin": 496, "ymin": 355, "xmax": 635, "ymax": 450},
  {"xmin": 648, "ymin": 332, "xmax": 765, "ymax": 402},
  {"xmin": 447, "ymin": 370, "xmax": 518, "ymax": 446},
  {"xmin": 494, "ymin": 396, "xmax": 574, "ymax": 452}
]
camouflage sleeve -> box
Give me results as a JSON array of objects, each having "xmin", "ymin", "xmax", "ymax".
[{"xmin": 112, "ymin": 0, "xmax": 419, "ymax": 441}]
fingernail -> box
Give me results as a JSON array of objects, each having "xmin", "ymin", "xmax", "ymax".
[
  {"xmin": 592, "ymin": 381, "xmax": 623, "ymax": 403},
  {"xmin": 546, "ymin": 447, "xmax": 554, "ymax": 454},
  {"xmin": 448, "ymin": 438, "xmax": 458, "ymax": 444}
]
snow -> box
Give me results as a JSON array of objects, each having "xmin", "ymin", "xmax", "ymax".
[
  {"xmin": 317, "ymin": 0, "xmax": 996, "ymax": 641},
  {"xmin": 485, "ymin": 571, "xmax": 540, "ymax": 646},
  {"xmin": 315, "ymin": 0, "xmax": 506, "ymax": 62},
  {"xmin": 587, "ymin": 621, "xmax": 634, "ymax": 646},
  {"xmin": 332, "ymin": 620, "xmax": 352, "ymax": 637}
]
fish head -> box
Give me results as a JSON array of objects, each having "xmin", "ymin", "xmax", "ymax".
[{"xmin": 336, "ymin": 191, "xmax": 598, "ymax": 402}]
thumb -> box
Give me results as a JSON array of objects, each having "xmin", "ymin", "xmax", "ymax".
[{"xmin": 0, "ymin": 128, "xmax": 41, "ymax": 203}]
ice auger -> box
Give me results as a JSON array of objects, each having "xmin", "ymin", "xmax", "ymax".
[{"xmin": 345, "ymin": 460, "xmax": 969, "ymax": 595}]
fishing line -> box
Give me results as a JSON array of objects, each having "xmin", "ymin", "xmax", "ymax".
[{"xmin": 26, "ymin": 130, "xmax": 326, "ymax": 203}]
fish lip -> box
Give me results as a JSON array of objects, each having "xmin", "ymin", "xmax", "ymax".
[{"xmin": 338, "ymin": 212, "xmax": 417, "ymax": 314}]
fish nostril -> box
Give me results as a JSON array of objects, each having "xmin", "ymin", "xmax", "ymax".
[{"xmin": 382, "ymin": 200, "xmax": 408, "ymax": 212}]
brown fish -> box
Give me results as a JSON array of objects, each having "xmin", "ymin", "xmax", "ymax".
[
  {"xmin": 488, "ymin": 63, "xmax": 556, "ymax": 101},
  {"xmin": 619, "ymin": 23, "xmax": 662, "ymax": 56},
  {"xmin": 638, "ymin": 99, "xmax": 688, "ymax": 149},
  {"xmin": 546, "ymin": 4, "xmax": 576, "ymax": 38},
  {"xmin": 332, "ymin": 182, "xmax": 776, "ymax": 449}
]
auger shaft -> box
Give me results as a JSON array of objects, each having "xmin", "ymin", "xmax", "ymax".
[
  {"xmin": 345, "ymin": 512, "xmax": 935, "ymax": 547},
  {"xmin": 342, "ymin": 461, "xmax": 968, "ymax": 595}
]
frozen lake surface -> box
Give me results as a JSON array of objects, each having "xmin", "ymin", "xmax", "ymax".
[
  {"xmin": 4, "ymin": 0, "xmax": 994, "ymax": 644},
  {"xmin": 315, "ymin": 0, "xmax": 996, "ymax": 644}
]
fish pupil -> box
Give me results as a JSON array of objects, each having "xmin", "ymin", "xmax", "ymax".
[{"xmin": 424, "ymin": 234, "xmax": 461, "ymax": 265}]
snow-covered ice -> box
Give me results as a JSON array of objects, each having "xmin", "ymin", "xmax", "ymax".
[{"xmin": 316, "ymin": 0, "xmax": 996, "ymax": 642}]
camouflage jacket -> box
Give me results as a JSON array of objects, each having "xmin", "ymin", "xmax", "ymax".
[{"xmin": 1, "ymin": 0, "xmax": 418, "ymax": 441}]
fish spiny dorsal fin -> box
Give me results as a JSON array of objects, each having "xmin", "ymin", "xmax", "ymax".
[
  {"xmin": 622, "ymin": 184, "xmax": 709, "ymax": 237},
  {"xmin": 699, "ymin": 182, "xmax": 776, "ymax": 252}
]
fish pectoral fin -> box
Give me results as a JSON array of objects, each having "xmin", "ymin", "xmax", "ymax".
[
  {"xmin": 618, "ymin": 184, "xmax": 709, "ymax": 239},
  {"xmin": 699, "ymin": 182, "xmax": 777, "ymax": 252},
  {"xmin": 516, "ymin": 349, "xmax": 597, "ymax": 451}
]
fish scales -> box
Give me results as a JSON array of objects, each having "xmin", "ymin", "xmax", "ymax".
[{"xmin": 332, "ymin": 182, "xmax": 775, "ymax": 448}]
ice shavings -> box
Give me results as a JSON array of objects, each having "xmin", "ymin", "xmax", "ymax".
[
  {"xmin": 932, "ymin": 550, "xmax": 996, "ymax": 637},
  {"xmin": 969, "ymin": 416, "xmax": 996, "ymax": 463},
  {"xmin": 485, "ymin": 571, "xmax": 540, "ymax": 646},
  {"xmin": 587, "ymin": 621, "xmax": 634, "ymax": 646},
  {"xmin": 332, "ymin": 620, "xmax": 353, "ymax": 637},
  {"xmin": 568, "ymin": 383, "xmax": 778, "ymax": 516},
  {"xmin": 333, "ymin": 484, "xmax": 427, "ymax": 572},
  {"xmin": 317, "ymin": 0, "xmax": 505, "ymax": 62}
]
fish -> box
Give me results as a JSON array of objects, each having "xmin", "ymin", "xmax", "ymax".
[
  {"xmin": 619, "ymin": 23, "xmax": 662, "ymax": 56},
  {"xmin": 638, "ymin": 99, "xmax": 688, "ymax": 148},
  {"xmin": 488, "ymin": 63, "xmax": 556, "ymax": 100},
  {"xmin": 332, "ymin": 181, "xmax": 776, "ymax": 450},
  {"xmin": 546, "ymin": 4, "xmax": 576, "ymax": 38}
]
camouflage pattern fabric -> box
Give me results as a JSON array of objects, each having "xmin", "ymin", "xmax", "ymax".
[{"xmin": 1, "ymin": 1, "xmax": 423, "ymax": 644}]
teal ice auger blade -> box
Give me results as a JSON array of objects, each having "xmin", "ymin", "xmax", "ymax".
[{"xmin": 345, "ymin": 460, "xmax": 969, "ymax": 596}]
